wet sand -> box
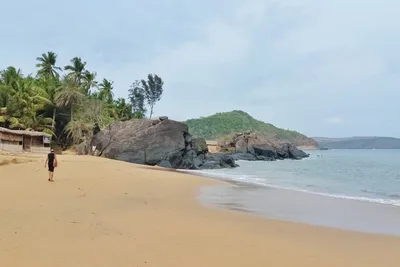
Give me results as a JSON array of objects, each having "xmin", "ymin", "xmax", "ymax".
[
  {"xmin": 1, "ymin": 154, "xmax": 400, "ymax": 266},
  {"xmin": 199, "ymin": 182, "xmax": 400, "ymax": 236}
]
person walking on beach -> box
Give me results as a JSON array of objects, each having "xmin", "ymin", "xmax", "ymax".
[{"xmin": 45, "ymin": 149, "xmax": 57, "ymax": 182}]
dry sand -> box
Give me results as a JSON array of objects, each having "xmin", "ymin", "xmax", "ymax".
[{"xmin": 1, "ymin": 153, "xmax": 400, "ymax": 267}]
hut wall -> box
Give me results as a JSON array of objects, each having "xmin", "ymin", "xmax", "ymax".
[
  {"xmin": 29, "ymin": 136, "xmax": 50, "ymax": 154},
  {"xmin": 0, "ymin": 132, "xmax": 23, "ymax": 152}
]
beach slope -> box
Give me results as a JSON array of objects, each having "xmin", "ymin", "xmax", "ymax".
[{"xmin": 1, "ymin": 154, "xmax": 400, "ymax": 267}]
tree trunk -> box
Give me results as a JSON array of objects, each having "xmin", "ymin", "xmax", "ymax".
[
  {"xmin": 51, "ymin": 107, "xmax": 56, "ymax": 130},
  {"xmin": 149, "ymin": 105, "xmax": 154, "ymax": 119},
  {"xmin": 70, "ymin": 103, "xmax": 73, "ymax": 121}
]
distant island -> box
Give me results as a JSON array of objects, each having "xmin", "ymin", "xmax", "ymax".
[
  {"xmin": 313, "ymin": 137, "xmax": 400, "ymax": 149},
  {"xmin": 185, "ymin": 110, "xmax": 318, "ymax": 148}
]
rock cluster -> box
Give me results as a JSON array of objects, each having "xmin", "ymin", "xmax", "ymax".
[
  {"xmin": 77, "ymin": 117, "xmax": 236, "ymax": 169},
  {"xmin": 225, "ymin": 132, "xmax": 309, "ymax": 161},
  {"xmin": 77, "ymin": 119, "xmax": 308, "ymax": 170}
]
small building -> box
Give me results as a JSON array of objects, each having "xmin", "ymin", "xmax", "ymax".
[
  {"xmin": 0, "ymin": 127, "xmax": 51, "ymax": 153},
  {"xmin": 206, "ymin": 140, "xmax": 220, "ymax": 153}
]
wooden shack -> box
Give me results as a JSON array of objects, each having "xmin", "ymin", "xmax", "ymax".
[{"xmin": 0, "ymin": 127, "xmax": 51, "ymax": 153}]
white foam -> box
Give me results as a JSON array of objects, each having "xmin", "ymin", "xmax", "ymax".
[{"xmin": 183, "ymin": 169, "xmax": 400, "ymax": 207}]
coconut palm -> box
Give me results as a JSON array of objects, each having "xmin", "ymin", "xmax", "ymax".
[
  {"xmin": 36, "ymin": 51, "xmax": 62, "ymax": 79},
  {"xmin": 55, "ymin": 76, "xmax": 85, "ymax": 121},
  {"xmin": 16, "ymin": 101, "xmax": 55, "ymax": 134},
  {"xmin": 82, "ymin": 71, "xmax": 98, "ymax": 95},
  {"xmin": 98, "ymin": 78, "xmax": 114, "ymax": 104},
  {"xmin": 114, "ymin": 98, "xmax": 133, "ymax": 121},
  {"xmin": 64, "ymin": 57, "xmax": 86, "ymax": 85},
  {"xmin": 1, "ymin": 66, "xmax": 23, "ymax": 87},
  {"xmin": 64, "ymin": 119, "xmax": 93, "ymax": 144}
]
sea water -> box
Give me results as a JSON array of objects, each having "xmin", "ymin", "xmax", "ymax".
[{"xmin": 191, "ymin": 150, "xmax": 400, "ymax": 235}]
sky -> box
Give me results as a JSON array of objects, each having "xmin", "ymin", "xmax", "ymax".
[{"xmin": 1, "ymin": 0, "xmax": 399, "ymax": 138}]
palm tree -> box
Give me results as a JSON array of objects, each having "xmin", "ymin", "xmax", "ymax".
[
  {"xmin": 98, "ymin": 78, "xmax": 114, "ymax": 104},
  {"xmin": 36, "ymin": 51, "xmax": 62, "ymax": 79},
  {"xmin": 64, "ymin": 119, "xmax": 93, "ymax": 144},
  {"xmin": 0, "ymin": 107, "xmax": 9, "ymax": 127},
  {"xmin": 82, "ymin": 71, "xmax": 97, "ymax": 95},
  {"xmin": 17, "ymin": 100, "xmax": 55, "ymax": 134},
  {"xmin": 55, "ymin": 76, "xmax": 85, "ymax": 121},
  {"xmin": 64, "ymin": 57, "xmax": 86, "ymax": 85},
  {"xmin": 114, "ymin": 98, "xmax": 133, "ymax": 121}
]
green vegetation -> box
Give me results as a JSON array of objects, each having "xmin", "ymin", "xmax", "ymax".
[
  {"xmin": 0, "ymin": 51, "xmax": 164, "ymax": 148},
  {"xmin": 185, "ymin": 110, "xmax": 315, "ymax": 146}
]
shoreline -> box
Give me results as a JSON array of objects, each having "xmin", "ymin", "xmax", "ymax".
[
  {"xmin": 198, "ymin": 182, "xmax": 400, "ymax": 236},
  {"xmin": 1, "ymin": 153, "xmax": 400, "ymax": 266},
  {"xmin": 184, "ymin": 166, "xmax": 400, "ymax": 208},
  {"xmin": 181, "ymin": 168, "xmax": 400, "ymax": 236}
]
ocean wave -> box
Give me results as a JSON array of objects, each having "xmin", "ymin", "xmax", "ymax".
[{"xmin": 183, "ymin": 169, "xmax": 400, "ymax": 207}]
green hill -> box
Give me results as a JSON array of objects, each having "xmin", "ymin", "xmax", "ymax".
[{"xmin": 185, "ymin": 110, "xmax": 318, "ymax": 147}]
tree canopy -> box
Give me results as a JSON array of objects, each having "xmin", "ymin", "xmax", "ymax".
[
  {"xmin": 0, "ymin": 51, "xmax": 164, "ymax": 148},
  {"xmin": 185, "ymin": 110, "xmax": 315, "ymax": 146}
]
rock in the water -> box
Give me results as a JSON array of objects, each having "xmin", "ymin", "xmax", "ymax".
[
  {"xmin": 199, "ymin": 161, "xmax": 222, "ymax": 169},
  {"xmin": 256, "ymin": 155, "xmax": 275, "ymax": 161},
  {"xmin": 287, "ymin": 144, "xmax": 309, "ymax": 159},
  {"xmin": 220, "ymin": 155, "xmax": 237, "ymax": 168},
  {"xmin": 253, "ymin": 145, "xmax": 277, "ymax": 158},
  {"xmin": 231, "ymin": 153, "xmax": 258, "ymax": 161}
]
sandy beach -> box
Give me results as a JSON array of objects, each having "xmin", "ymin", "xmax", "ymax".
[{"xmin": 1, "ymin": 153, "xmax": 400, "ymax": 267}]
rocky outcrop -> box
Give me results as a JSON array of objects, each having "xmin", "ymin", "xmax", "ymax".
[
  {"xmin": 222, "ymin": 132, "xmax": 309, "ymax": 161},
  {"xmin": 85, "ymin": 118, "xmax": 237, "ymax": 170},
  {"xmin": 77, "ymin": 119, "xmax": 308, "ymax": 170}
]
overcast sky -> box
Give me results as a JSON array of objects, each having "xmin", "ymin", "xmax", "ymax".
[{"xmin": 1, "ymin": 0, "xmax": 399, "ymax": 137}]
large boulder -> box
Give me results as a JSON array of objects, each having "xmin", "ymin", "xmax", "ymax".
[
  {"xmin": 91, "ymin": 119, "xmax": 189, "ymax": 167},
  {"xmin": 89, "ymin": 118, "xmax": 238, "ymax": 170}
]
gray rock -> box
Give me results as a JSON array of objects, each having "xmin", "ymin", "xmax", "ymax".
[
  {"xmin": 220, "ymin": 155, "xmax": 237, "ymax": 168},
  {"xmin": 157, "ymin": 160, "xmax": 172, "ymax": 168},
  {"xmin": 76, "ymin": 141, "xmax": 89, "ymax": 155},
  {"xmin": 90, "ymin": 119, "xmax": 187, "ymax": 166},
  {"xmin": 192, "ymin": 138, "xmax": 208, "ymax": 155},
  {"xmin": 256, "ymin": 155, "xmax": 275, "ymax": 161},
  {"xmin": 193, "ymin": 157, "xmax": 204, "ymax": 168},
  {"xmin": 235, "ymin": 137, "xmax": 248, "ymax": 154},
  {"xmin": 253, "ymin": 145, "xmax": 278, "ymax": 158},
  {"xmin": 231, "ymin": 153, "xmax": 257, "ymax": 161},
  {"xmin": 199, "ymin": 161, "xmax": 222, "ymax": 169},
  {"xmin": 184, "ymin": 132, "xmax": 192, "ymax": 143},
  {"xmin": 287, "ymin": 144, "xmax": 309, "ymax": 159},
  {"xmin": 89, "ymin": 119, "xmax": 240, "ymax": 170}
]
